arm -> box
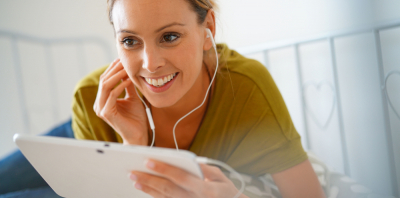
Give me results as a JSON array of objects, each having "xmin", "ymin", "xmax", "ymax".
[{"xmin": 272, "ymin": 159, "xmax": 326, "ymax": 198}]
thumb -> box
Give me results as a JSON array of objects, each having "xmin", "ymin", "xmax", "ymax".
[{"xmin": 200, "ymin": 164, "xmax": 226, "ymax": 182}]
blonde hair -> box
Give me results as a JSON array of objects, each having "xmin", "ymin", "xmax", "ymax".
[{"xmin": 107, "ymin": 0, "xmax": 218, "ymax": 26}]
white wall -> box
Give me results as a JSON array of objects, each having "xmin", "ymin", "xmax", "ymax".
[
  {"xmin": 1, "ymin": 0, "xmax": 399, "ymax": 196},
  {"xmin": 0, "ymin": 0, "xmax": 117, "ymax": 158}
]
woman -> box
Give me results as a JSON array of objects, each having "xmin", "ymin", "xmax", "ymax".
[{"xmin": 72, "ymin": 0, "xmax": 326, "ymax": 197}]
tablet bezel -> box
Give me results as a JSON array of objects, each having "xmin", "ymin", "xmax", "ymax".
[{"xmin": 14, "ymin": 133, "xmax": 203, "ymax": 198}]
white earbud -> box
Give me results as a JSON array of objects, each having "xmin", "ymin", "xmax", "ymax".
[
  {"xmin": 206, "ymin": 28, "xmax": 211, "ymax": 38},
  {"xmin": 205, "ymin": 28, "xmax": 217, "ymax": 52}
]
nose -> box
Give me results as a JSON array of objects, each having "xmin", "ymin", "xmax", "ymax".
[{"xmin": 142, "ymin": 45, "xmax": 165, "ymax": 73}]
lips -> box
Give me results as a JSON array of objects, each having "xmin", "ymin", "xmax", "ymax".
[
  {"xmin": 144, "ymin": 72, "xmax": 178, "ymax": 87},
  {"xmin": 142, "ymin": 72, "xmax": 179, "ymax": 93}
]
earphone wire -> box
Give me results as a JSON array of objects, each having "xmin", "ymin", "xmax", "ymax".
[
  {"xmin": 172, "ymin": 29, "xmax": 218, "ymax": 151},
  {"xmin": 134, "ymin": 87, "xmax": 156, "ymax": 147}
]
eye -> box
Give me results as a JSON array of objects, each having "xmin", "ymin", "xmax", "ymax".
[
  {"xmin": 162, "ymin": 33, "xmax": 180, "ymax": 43},
  {"xmin": 121, "ymin": 38, "xmax": 138, "ymax": 48}
]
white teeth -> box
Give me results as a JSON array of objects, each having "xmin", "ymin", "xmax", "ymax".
[{"xmin": 145, "ymin": 73, "xmax": 177, "ymax": 87}]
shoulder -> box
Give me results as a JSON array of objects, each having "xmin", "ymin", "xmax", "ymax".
[
  {"xmin": 204, "ymin": 44, "xmax": 301, "ymax": 146},
  {"xmin": 73, "ymin": 65, "xmax": 108, "ymax": 94},
  {"xmin": 216, "ymin": 44, "xmax": 286, "ymax": 121},
  {"xmin": 71, "ymin": 64, "xmax": 107, "ymax": 119},
  {"xmin": 196, "ymin": 46, "xmax": 308, "ymax": 174},
  {"xmin": 217, "ymin": 43, "xmax": 275, "ymax": 102}
]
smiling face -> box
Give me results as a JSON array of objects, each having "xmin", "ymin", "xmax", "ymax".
[{"xmin": 112, "ymin": 0, "xmax": 214, "ymax": 108}]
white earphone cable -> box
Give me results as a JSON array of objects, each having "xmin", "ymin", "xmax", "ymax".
[
  {"xmin": 134, "ymin": 87, "xmax": 155, "ymax": 147},
  {"xmin": 172, "ymin": 29, "xmax": 218, "ymax": 151}
]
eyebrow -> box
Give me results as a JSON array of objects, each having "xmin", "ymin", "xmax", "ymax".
[
  {"xmin": 155, "ymin": 22, "xmax": 185, "ymax": 33},
  {"xmin": 116, "ymin": 22, "xmax": 186, "ymax": 35}
]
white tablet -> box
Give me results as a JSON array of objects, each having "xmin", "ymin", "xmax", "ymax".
[{"xmin": 13, "ymin": 133, "xmax": 203, "ymax": 198}]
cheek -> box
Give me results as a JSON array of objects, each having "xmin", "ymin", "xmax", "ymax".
[
  {"xmin": 119, "ymin": 50, "xmax": 142, "ymax": 82},
  {"xmin": 172, "ymin": 40, "xmax": 203, "ymax": 77}
]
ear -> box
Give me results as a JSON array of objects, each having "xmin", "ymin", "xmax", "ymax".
[{"xmin": 203, "ymin": 9, "xmax": 216, "ymax": 51}]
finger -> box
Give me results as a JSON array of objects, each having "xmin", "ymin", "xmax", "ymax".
[
  {"xmin": 101, "ymin": 58, "xmax": 121, "ymax": 79},
  {"xmin": 200, "ymin": 164, "xmax": 227, "ymax": 182},
  {"xmin": 103, "ymin": 60, "xmax": 137, "ymax": 100},
  {"xmin": 101, "ymin": 61, "xmax": 124, "ymax": 82},
  {"xmin": 103, "ymin": 69, "xmax": 128, "ymax": 88},
  {"xmin": 96, "ymin": 69, "xmax": 128, "ymax": 111},
  {"xmin": 144, "ymin": 159, "xmax": 201, "ymax": 191},
  {"xmin": 134, "ymin": 183, "xmax": 168, "ymax": 198},
  {"xmin": 130, "ymin": 172, "xmax": 189, "ymax": 198},
  {"xmin": 100, "ymin": 78, "xmax": 132, "ymax": 119},
  {"xmin": 94, "ymin": 60, "xmax": 124, "ymax": 113}
]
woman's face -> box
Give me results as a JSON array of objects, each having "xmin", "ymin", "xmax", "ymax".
[{"xmin": 112, "ymin": 0, "xmax": 213, "ymax": 108}]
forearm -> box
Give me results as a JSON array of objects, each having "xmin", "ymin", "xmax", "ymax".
[{"xmin": 272, "ymin": 160, "xmax": 326, "ymax": 198}]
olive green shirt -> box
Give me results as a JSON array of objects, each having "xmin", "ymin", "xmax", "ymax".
[{"xmin": 71, "ymin": 43, "xmax": 308, "ymax": 177}]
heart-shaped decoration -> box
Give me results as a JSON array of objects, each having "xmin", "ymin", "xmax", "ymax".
[
  {"xmin": 384, "ymin": 70, "xmax": 400, "ymax": 119},
  {"xmin": 303, "ymin": 81, "xmax": 336, "ymax": 129}
]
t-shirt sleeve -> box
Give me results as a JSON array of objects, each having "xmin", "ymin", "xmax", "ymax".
[
  {"xmin": 71, "ymin": 87, "xmax": 95, "ymax": 140},
  {"xmin": 191, "ymin": 54, "xmax": 309, "ymax": 176},
  {"xmin": 191, "ymin": 70, "xmax": 308, "ymax": 176},
  {"xmin": 71, "ymin": 84, "xmax": 123, "ymax": 142},
  {"xmin": 224, "ymin": 63, "xmax": 308, "ymax": 175},
  {"xmin": 224, "ymin": 79, "xmax": 308, "ymax": 176},
  {"xmin": 70, "ymin": 65, "xmax": 123, "ymax": 143}
]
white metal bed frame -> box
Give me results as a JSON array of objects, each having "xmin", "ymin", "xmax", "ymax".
[{"xmin": 236, "ymin": 20, "xmax": 400, "ymax": 197}]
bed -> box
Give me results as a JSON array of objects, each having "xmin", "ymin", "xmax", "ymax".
[{"xmin": 0, "ymin": 20, "xmax": 399, "ymax": 197}]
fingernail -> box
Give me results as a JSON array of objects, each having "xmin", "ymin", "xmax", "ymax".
[
  {"xmin": 146, "ymin": 160, "xmax": 155, "ymax": 169},
  {"xmin": 134, "ymin": 182, "xmax": 142, "ymax": 190},
  {"xmin": 129, "ymin": 173, "xmax": 137, "ymax": 181}
]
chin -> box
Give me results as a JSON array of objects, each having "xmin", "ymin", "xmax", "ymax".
[
  {"xmin": 144, "ymin": 91, "xmax": 182, "ymax": 109},
  {"xmin": 148, "ymin": 99, "xmax": 176, "ymax": 108}
]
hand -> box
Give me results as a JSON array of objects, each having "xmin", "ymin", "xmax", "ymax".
[
  {"xmin": 93, "ymin": 59, "xmax": 149, "ymax": 145},
  {"xmin": 129, "ymin": 159, "xmax": 248, "ymax": 198}
]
